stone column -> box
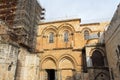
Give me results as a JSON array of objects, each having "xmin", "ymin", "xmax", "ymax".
[
  {"xmin": 57, "ymin": 69, "xmax": 62, "ymax": 80},
  {"xmin": 40, "ymin": 70, "xmax": 44, "ymax": 80},
  {"xmin": 40, "ymin": 69, "xmax": 48, "ymax": 80},
  {"xmin": 55, "ymin": 69, "xmax": 61, "ymax": 80},
  {"xmin": 86, "ymin": 56, "xmax": 92, "ymax": 67}
]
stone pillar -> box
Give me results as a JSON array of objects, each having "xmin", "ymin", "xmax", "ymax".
[
  {"xmin": 58, "ymin": 69, "xmax": 62, "ymax": 80},
  {"xmin": 39, "ymin": 70, "xmax": 43, "ymax": 80},
  {"xmin": 40, "ymin": 69, "xmax": 47, "ymax": 80},
  {"xmin": 86, "ymin": 56, "xmax": 92, "ymax": 67}
]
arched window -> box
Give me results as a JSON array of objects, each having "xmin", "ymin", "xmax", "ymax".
[
  {"xmin": 84, "ymin": 30, "xmax": 89, "ymax": 40},
  {"xmin": 49, "ymin": 32, "xmax": 54, "ymax": 43},
  {"xmin": 64, "ymin": 31, "xmax": 69, "ymax": 42},
  {"xmin": 91, "ymin": 50, "xmax": 104, "ymax": 67}
]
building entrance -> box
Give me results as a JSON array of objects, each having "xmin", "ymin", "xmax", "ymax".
[{"xmin": 46, "ymin": 69, "xmax": 55, "ymax": 80}]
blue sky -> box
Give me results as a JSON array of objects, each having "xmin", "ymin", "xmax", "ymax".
[{"xmin": 38, "ymin": 0, "xmax": 120, "ymax": 23}]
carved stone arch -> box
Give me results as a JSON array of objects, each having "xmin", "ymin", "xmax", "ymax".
[
  {"xmin": 42, "ymin": 25, "xmax": 58, "ymax": 36},
  {"xmin": 58, "ymin": 54, "xmax": 77, "ymax": 69},
  {"xmin": 81, "ymin": 27, "xmax": 92, "ymax": 40},
  {"xmin": 40, "ymin": 55, "xmax": 58, "ymax": 69},
  {"xmin": 58, "ymin": 23, "xmax": 75, "ymax": 34},
  {"xmin": 89, "ymin": 48, "xmax": 105, "ymax": 57},
  {"xmin": 90, "ymin": 48, "xmax": 105, "ymax": 67},
  {"xmin": 81, "ymin": 27, "xmax": 92, "ymax": 33}
]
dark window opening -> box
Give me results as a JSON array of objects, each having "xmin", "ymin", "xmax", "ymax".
[
  {"xmin": 49, "ymin": 32, "xmax": 54, "ymax": 43},
  {"xmin": 84, "ymin": 30, "xmax": 89, "ymax": 40},
  {"xmin": 64, "ymin": 31, "xmax": 69, "ymax": 42},
  {"xmin": 91, "ymin": 50, "xmax": 104, "ymax": 67},
  {"xmin": 117, "ymin": 45, "xmax": 120, "ymax": 54},
  {"xmin": 119, "ymin": 65, "xmax": 120, "ymax": 73},
  {"xmin": 46, "ymin": 69, "xmax": 55, "ymax": 80}
]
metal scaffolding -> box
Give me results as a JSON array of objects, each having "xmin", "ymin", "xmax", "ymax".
[{"xmin": 0, "ymin": 0, "xmax": 45, "ymax": 52}]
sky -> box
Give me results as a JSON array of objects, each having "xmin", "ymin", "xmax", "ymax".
[{"xmin": 38, "ymin": 0, "xmax": 120, "ymax": 23}]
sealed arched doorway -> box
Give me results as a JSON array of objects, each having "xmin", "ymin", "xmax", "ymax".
[
  {"xmin": 91, "ymin": 50, "xmax": 104, "ymax": 67},
  {"xmin": 59, "ymin": 56, "xmax": 75, "ymax": 80}
]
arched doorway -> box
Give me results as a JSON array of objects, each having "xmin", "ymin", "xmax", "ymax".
[
  {"xmin": 91, "ymin": 50, "xmax": 104, "ymax": 67},
  {"xmin": 46, "ymin": 69, "xmax": 56, "ymax": 80},
  {"xmin": 88, "ymin": 50, "xmax": 110, "ymax": 80},
  {"xmin": 59, "ymin": 57, "xmax": 75, "ymax": 80},
  {"xmin": 40, "ymin": 57, "xmax": 57, "ymax": 80}
]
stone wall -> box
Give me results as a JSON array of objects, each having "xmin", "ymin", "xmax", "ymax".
[
  {"xmin": 0, "ymin": 42, "xmax": 19, "ymax": 80},
  {"xmin": 87, "ymin": 68, "xmax": 110, "ymax": 80},
  {"xmin": 16, "ymin": 47, "xmax": 40, "ymax": 80},
  {"xmin": 24, "ymin": 54, "xmax": 40, "ymax": 80},
  {"xmin": 105, "ymin": 3, "xmax": 120, "ymax": 80}
]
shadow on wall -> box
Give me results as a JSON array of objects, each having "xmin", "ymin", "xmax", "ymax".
[
  {"xmin": 65, "ymin": 72, "xmax": 81, "ymax": 80},
  {"xmin": 65, "ymin": 69, "xmax": 110, "ymax": 80}
]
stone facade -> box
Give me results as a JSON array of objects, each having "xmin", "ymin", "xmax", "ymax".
[
  {"xmin": 105, "ymin": 3, "xmax": 120, "ymax": 80},
  {"xmin": 1, "ymin": 0, "xmax": 120, "ymax": 80},
  {"xmin": 36, "ymin": 19, "xmax": 110, "ymax": 80},
  {"xmin": 16, "ymin": 49, "xmax": 40, "ymax": 80},
  {"xmin": 0, "ymin": 18, "xmax": 110, "ymax": 80}
]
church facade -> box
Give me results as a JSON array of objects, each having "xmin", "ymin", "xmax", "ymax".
[
  {"xmin": 0, "ymin": 0, "xmax": 120, "ymax": 80},
  {"xmin": 36, "ymin": 19, "xmax": 110, "ymax": 80}
]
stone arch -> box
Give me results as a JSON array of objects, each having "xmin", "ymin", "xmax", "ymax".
[
  {"xmin": 40, "ymin": 55, "xmax": 57, "ymax": 69},
  {"xmin": 42, "ymin": 25, "xmax": 57, "ymax": 36},
  {"xmin": 58, "ymin": 54, "xmax": 77, "ymax": 69},
  {"xmin": 81, "ymin": 27, "xmax": 92, "ymax": 33},
  {"xmin": 90, "ymin": 48, "xmax": 105, "ymax": 67},
  {"xmin": 58, "ymin": 54, "xmax": 77, "ymax": 80},
  {"xmin": 89, "ymin": 48, "xmax": 105, "ymax": 57},
  {"xmin": 81, "ymin": 28, "xmax": 92, "ymax": 40},
  {"xmin": 58, "ymin": 23, "xmax": 75, "ymax": 34}
]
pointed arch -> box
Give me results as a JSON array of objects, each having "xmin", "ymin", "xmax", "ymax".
[
  {"xmin": 89, "ymin": 48, "xmax": 105, "ymax": 57},
  {"xmin": 42, "ymin": 25, "xmax": 57, "ymax": 35},
  {"xmin": 90, "ymin": 48, "xmax": 105, "ymax": 67},
  {"xmin": 58, "ymin": 23, "xmax": 75, "ymax": 34},
  {"xmin": 40, "ymin": 55, "xmax": 58, "ymax": 69},
  {"xmin": 58, "ymin": 54, "xmax": 77, "ymax": 69},
  {"xmin": 81, "ymin": 27, "xmax": 92, "ymax": 33}
]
